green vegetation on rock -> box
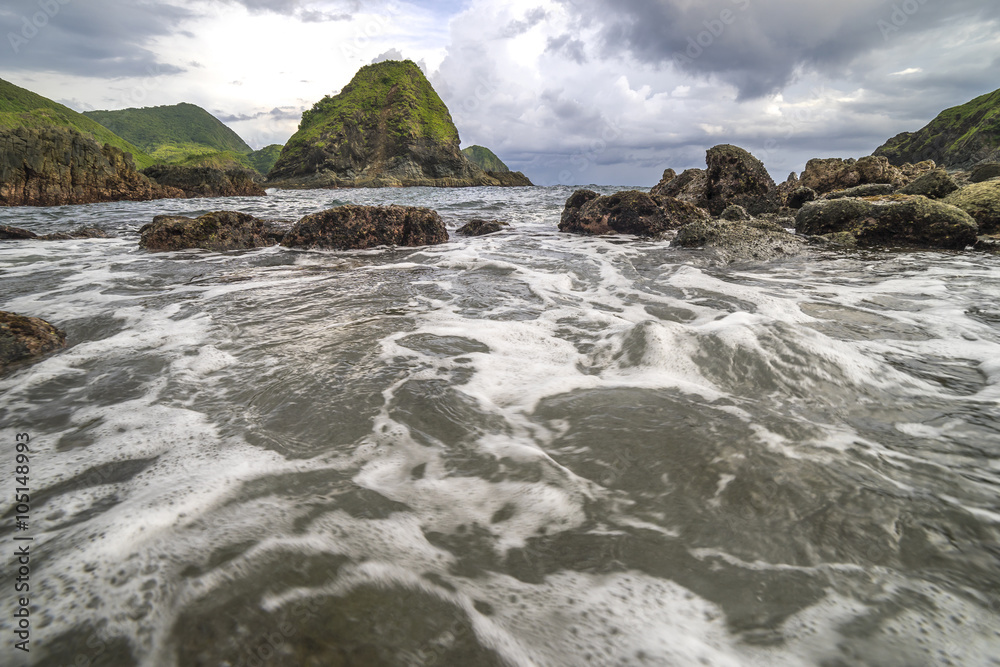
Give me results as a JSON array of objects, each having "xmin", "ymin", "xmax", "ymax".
[
  {"xmin": 874, "ymin": 87, "xmax": 1000, "ymax": 168},
  {"xmin": 83, "ymin": 103, "xmax": 252, "ymax": 165},
  {"xmin": 462, "ymin": 145, "xmax": 510, "ymax": 172},
  {"xmin": 248, "ymin": 144, "xmax": 283, "ymax": 175},
  {"xmin": 0, "ymin": 77, "xmax": 154, "ymax": 168}
]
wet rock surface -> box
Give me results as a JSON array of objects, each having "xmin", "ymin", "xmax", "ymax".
[
  {"xmin": 0, "ymin": 310, "xmax": 66, "ymax": 371},
  {"xmin": 282, "ymin": 205, "xmax": 449, "ymax": 250},
  {"xmin": 139, "ymin": 211, "xmax": 286, "ymax": 252}
]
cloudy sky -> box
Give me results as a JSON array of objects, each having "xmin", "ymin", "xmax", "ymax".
[{"xmin": 1, "ymin": 0, "xmax": 998, "ymax": 185}]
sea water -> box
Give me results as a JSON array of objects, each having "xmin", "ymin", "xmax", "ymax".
[{"xmin": 1, "ymin": 186, "xmax": 998, "ymax": 666}]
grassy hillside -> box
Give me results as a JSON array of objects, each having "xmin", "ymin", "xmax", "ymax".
[
  {"xmin": 0, "ymin": 78, "xmax": 155, "ymax": 168},
  {"xmin": 248, "ymin": 144, "xmax": 283, "ymax": 175},
  {"xmin": 462, "ymin": 145, "xmax": 510, "ymax": 172},
  {"xmin": 285, "ymin": 60, "xmax": 460, "ymax": 158},
  {"xmin": 874, "ymin": 87, "xmax": 1000, "ymax": 168},
  {"xmin": 83, "ymin": 103, "xmax": 252, "ymax": 164}
]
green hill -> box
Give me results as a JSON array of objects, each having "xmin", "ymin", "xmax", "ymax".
[
  {"xmin": 248, "ymin": 144, "xmax": 283, "ymax": 175},
  {"xmin": 83, "ymin": 103, "xmax": 252, "ymax": 165},
  {"xmin": 874, "ymin": 87, "xmax": 1000, "ymax": 168},
  {"xmin": 269, "ymin": 60, "xmax": 497, "ymax": 188},
  {"xmin": 462, "ymin": 145, "xmax": 511, "ymax": 172},
  {"xmin": 0, "ymin": 78, "xmax": 155, "ymax": 168}
]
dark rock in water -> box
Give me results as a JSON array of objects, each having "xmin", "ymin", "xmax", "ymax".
[
  {"xmin": 268, "ymin": 60, "xmax": 503, "ymax": 189},
  {"xmin": 559, "ymin": 189, "xmax": 708, "ymax": 236},
  {"xmin": 0, "ymin": 126, "xmax": 183, "ymax": 207},
  {"xmin": 975, "ymin": 235, "xmax": 1000, "ymax": 252},
  {"xmin": 484, "ymin": 171, "xmax": 533, "ymax": 186},
  {"xmin": 703, "ymin": 144, "xmax": 780, "ymax": 216},
  {"xmin": 673, "ymin": 218, "xmax": 806, "ymax": 263},
  {"xmin": 720, "ymin": 204, "xmax": 751, "ymax": 221},
  {"xmin": 282, "ymin": 205, "xmax": 448, "ymax": 249},
  {"xmin": 800, "ymin": 156, "xmax": 905, "ymax": 195},
  {"xmin": 808, "ymin": 231, "xmax": 858, "ymax": 249},
  {"xmin": 970, "ymin": 162, "xmax": 1000, "ymax": 183},
  {"xmin": 457, "ymin": 219, "xmax": 509, "ymax": 236},
  {"xmin": 651, "ymin": 168, "xmax": 707, "ymax": 206},
  {"xmin": 944, "ymin": 181, "xmax": 1000, "ymax": 234},
  {"xmin": 0, "ymin": 224, "xmax": 38, "ymax": 240},
  {"xmin": 139, "ymin": 211, "xmax": 285, "ymax": 251},
  {"xmin": 0, "ymin": 311, "xmax": 66, "ymax": 371},
  {"xmin": 824, "ymin": 183, "xmax": 897, "ymax": 200},
  {"xmin": 142, "ymin": 165, "xmax": 266, "ymax": 198},
  {"xmin": 795, "ymin": 196, "xmax": 978, "ymax": 249},
  {"xmin": 787, "ymin": 187, "xmax": 817, "ymax": 209},
  {"xmin": 1, "ymin": 224, "xmax": 110, "ymax": 241},
  {"xmin": 897, "ymin": 169, "xmax": 958, "ymax": 199}
]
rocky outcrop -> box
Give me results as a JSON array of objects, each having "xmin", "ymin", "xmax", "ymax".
[
  {"xmin": 823, "ymin": 184, "xmax": 897, "ymax": 200},
  {"xmin": 787, "ymin": 187, "xmax": 817, "ymax": 209},
  {"xmin": 897, "ymin": 169, "xmax": 958, "ymax": 199},
  {"xmin": 873, "ymin": 87, "xmax": 1000, "ymax": 169},
  {"xmin": 944, "ymin": 181, "xmax": 1000, "ymax": 234},
  {"xmin": 142, "ymin": 165, "xmax": 266, "ymax": 198},
  {"xmin": 559, "ymin": 190, "xmax": 708, "ymax": 236},
  {"xmin": 483, "ymin": 171, "xmax": 533, "ymax": 186},
  {"xmin": 800, "ymin": 156, "xmax": 906, "ymax": 195},
  {"xmin": 0, "ymin": 311, "xmax": 66, "ymax": 371},
  {"xmin": 651, "ymin": 168, "xmax": 707, "ymax": 205},
  {"xmin": 281, "ymin": 205, "xmax": 448, "ymax": 249},
  {"xmin": 0, "ymin": 126, "xmax": 183, "ymax": 207},
  {"xmin": 268, "ymin": 60, "xmax": 504, "ymax": 189},
  {"xmin": 795, "ymin": 196, "xmax": 978, "ymax": 249},
  {"xmin": 139, "ymin": 211, "xmax": 285, "ymax": 251},
  {"xmin": 0, "ymin": 224, "xmax": 108, "ymax": 241},
  {"xmin": 703, "ymin": 144, "xmax": 780, "ymax": 216},
  {"xmin": 673, "ymin": 218, "xmax": 806, "ymax": 264},
  {"xmin": 457, "ymin": 219, "xmax": 509, "ymax": 236}
]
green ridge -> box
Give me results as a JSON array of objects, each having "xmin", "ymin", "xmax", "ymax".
[
  {"xmin": 462, "ymin": 145, "xmax": 511, "ymax": 172},
  {"xmin": 248, "ymin": 144, "xmax": 283, "ymax": 175},
  {"xmin": 0, "ymin": 77, "xmax": 155, "ymax": 168},
  {"xmin": 83, "ymin": 103, "xmax": 252, "ymax": 165},
  {"xmin": 874, "ymin": 87, "xmax": 1000, "ymax": 168}
]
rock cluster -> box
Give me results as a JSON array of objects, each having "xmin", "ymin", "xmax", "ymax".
[
  {"xmin": 142, "ymin": 165, "xmax": 266, "ymax": 198},
  {"xmin": 281, "ymin": 205, "xmax": 447, "ymax": 250},
  {"xmin": 559, "ymin": 190, "xmax": 708, "ymax": 236},
  {"xmin": 139, "ymin": 211, "xmax": 285, "ymax": 252},
  {"xmin": 0, "ymin": 311, "xmax": 66, "ymax": 372}
]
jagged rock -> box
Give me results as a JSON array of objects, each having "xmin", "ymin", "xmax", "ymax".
[
  {"xmin": 457, "ymin": 219, "xmax": 509, "ymax": 236},
  {"xmin": 139, "ymin": 211, "xmax": 285, "ymax": 251},
  {"xmin": 0, "ymin": 126, "xmax": 183, "ymax": 207},
  {"xmin": 787, "ymin": 187, "xmax": 817, "ymax": 209},
  {"xmin": 673, "ymin": 218, "xmax": 806, "ymax": 263},
  {"xmin": 659, "ymin": 168, "xmax": 677, "ymax": 184},
  {"xmin": 970, "ymin": 162, "xmax": 1000, "ymax": 183},
  {"xmin": 900, "ymin": 160, "xmax": 937, "ymax": 180},
  {"xmin": 703, "ymin": 144, "xmax": 779, "ymax": 216},
  {"xmin": 282, "ymin": 205, "xmax": 448, "ymax": 250},
  {"xmin": 720, "ymin": 204, "xmax": 751, "ymax": 221},
  {"xmin": 800, "ymin": 156, "xmax": 906, "ymax": 195},
  {"xmin": 897, "ymin": 169, "xmax": 958, "ymax": 199},
  {"xmin": 944, "ymin": 181, "xmax": 1000, "ymax": 234},
  {"xmin": 559, "ymin": 189, "xmax": 708, "ymax": 236},
  {"xmin": 0, "ymin": 311, "xmax": 66, "ymax": 371},
  {"xmin": 268, "ymin": 61, "xmax": 503, "ymax": 189},
  {"xmin": 795, "ymin": 196, "xmax": 978, "ymax": 249},
  {"xmin": 824, "ymin": 184, "xmax": 897, "ymax": 200},
  {"xmin": 142, "ymin": 165, "xmax": 266, "ymax": 198},
  {"xmin": 651, "ymin": 168, "xmax": 707, "ymax": 205}
]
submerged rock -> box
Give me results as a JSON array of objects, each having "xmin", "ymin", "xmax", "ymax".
[
  {"xmin": 944, "ymin": 180, "xmax": 1000, "ymax": 234},
  {"xmin": 795, "ymin": 196, "xmax": 978, "ymax": 249},
  {"xmin": 897, "ymin": 169, "xmax": 958, "ymax": 199},
  {"xmin": 282, "ymin": 205, "xmax": 448, "ymax": 250},
  {"xmin": 0, "ymin": 311, "xmax": 66, "ymax": 371},
  {"xmin": 457, "ymin": 219, "xmax": 509, "ymax": 236},
  {"xmin": 142, "ymin": 165, "xmax": 266, "ymax": 198},
  {"xmin": 1, "ymin": 224, "xmax": 109, "ymax": 240},
  {"xmin": 673, "ymin": 218, "xmax": 806, "ymax": 263},
  {"xmin": 559, "ymin": 189, "xmax": 708, "ymax": 236},
  {"xmin": 139, "ymin": 211, "xmax": 285, "ymax": 251}
]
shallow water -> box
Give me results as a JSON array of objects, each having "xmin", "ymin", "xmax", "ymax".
[{"xmin": 1, "ymin": 186, "xmax": 999, "ymax": 666}]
